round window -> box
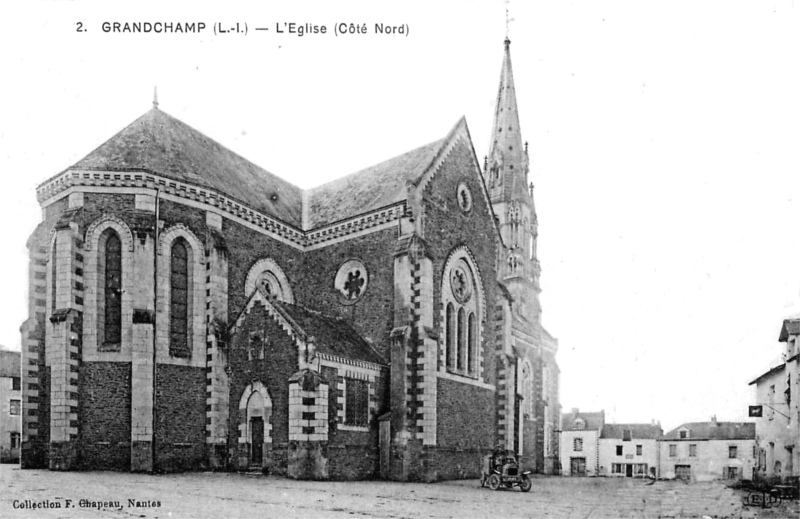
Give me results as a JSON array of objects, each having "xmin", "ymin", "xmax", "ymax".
[
  {"xmin": 335, "ymin": 259, "xmax": 368, "ymax": 303},
  {"xmin": 255, "ymin": 270, "xmax": 281, "ymax": 297},
  {"xmin": 456, "ymin": 182, "xmax": 473, "ymax": 214},
  {"xmin": 450, "ymin": 264, "xmax": 473, "ymax": 304}
]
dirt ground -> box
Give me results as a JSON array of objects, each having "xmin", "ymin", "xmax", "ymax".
[{"xmin": 2, "ymin": 465, "xmax": 797, "ymax": 519}]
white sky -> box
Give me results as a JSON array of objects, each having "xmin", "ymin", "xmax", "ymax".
[{"xmin": 1, "ymin": 0, "xmax": 798, "ymax": 433}]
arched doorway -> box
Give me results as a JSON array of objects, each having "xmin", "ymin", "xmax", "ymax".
[
  {"xmin": 247, "ymin": 391, "xmax": 266, "ymax": 465},
  {"xmin": 238, "ymin": 382, "xmax": 273, "ymax": 470}
]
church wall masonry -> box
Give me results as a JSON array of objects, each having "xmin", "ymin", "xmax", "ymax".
[
  {"xmin": 222, "ymin": 213, "xmax": 303, "ymax": 319},
  {"xmin": 301, "ymin": 228, "xmax": 397, "ymax": 358},
  {"xmin": 77, "ymin": 362, "xmax": 132, "ymax": 470},
  {"xmin": 321, "ymin": 363, "xmax": 387, "ymax": 480},
  {"xmin": 226, "ymin": 302, "xmax": 298, "ymax": 475},
  {"xmin": 21, "ymin": 197, "xmax": 70, "ymax": 468},
  {"xmin": 422, "ymin": 139, "xmax": 499, "ymax": 454},
  {"xmin": 154, "ymin": 364, "xmax": 207, "ymax": 472}
]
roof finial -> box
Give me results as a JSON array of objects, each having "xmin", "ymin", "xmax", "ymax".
[{"xmin": 153, "ymin": 86, "xmax": 159, "ymax": 109}]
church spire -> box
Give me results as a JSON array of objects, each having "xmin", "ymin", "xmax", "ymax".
[
  {"xmin": 152, "ymin": 86, "xmax": 159, "ymax": 110},
  {"xmin": 488, "ymin": 35, "xmax": 541, "ymax": 308},
  {"xmin": 487, "ymin": 37, "xmax": 529, "ymax": 203}
]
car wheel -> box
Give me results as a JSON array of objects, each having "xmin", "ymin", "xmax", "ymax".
[
  {"xmin": 520, "ymin": 475, "xmax": 532, "ymax": 492},
  {"xmin": 487, "ymin": 474, "xmax": 501, "ymax": 491}
]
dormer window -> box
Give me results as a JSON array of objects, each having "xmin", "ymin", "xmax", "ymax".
[
  {"xmin": 679, "ymin": 429, "xmax": 689, "ymax": 439},
  {"xmin": 574, "ymin": 418, "xmax": 586, "ymax": 430}
]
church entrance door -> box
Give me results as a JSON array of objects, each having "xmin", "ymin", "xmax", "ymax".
[{"xmin": 251, "ymin": 417, "xmax": 264, "ymax": 464}]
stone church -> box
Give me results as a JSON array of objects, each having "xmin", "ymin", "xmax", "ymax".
[{"xmin": 20, "ymin": 38, "xmax": 560, "ymax": 480}]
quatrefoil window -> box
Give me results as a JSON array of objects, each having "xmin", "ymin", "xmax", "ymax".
[
  {"xmin": 450, "ymin": 265, "xmax": 472, "ymax": 304},
  {"xmin": 335, "ymin": 259, "xmax": 369, "ymax": 303}
]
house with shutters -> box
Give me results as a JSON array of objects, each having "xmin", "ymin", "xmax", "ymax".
[
  {"xmin": 19, "ymin": 38, "xmax": 560, "ymax": 480},
  {"xmin": 659, "ymin": 418, "xmax": 756, "ymax": 482},
  {"xmin": 597, "ymin": 422, "xmax": 662, "ymax": 478}
]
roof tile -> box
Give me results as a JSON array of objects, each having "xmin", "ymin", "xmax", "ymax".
[
  {"xmin": 662, "ymin": 422, "xmax": 755, "ymax": 441},
  {"xmin": 306, "ymin": 138, "xmax": 445, "ymax": 228}
]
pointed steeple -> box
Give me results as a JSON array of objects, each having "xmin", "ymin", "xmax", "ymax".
[
  {"xmin": 152, "ymin": 87, "xmax": 159, "ymax": 110},
  {"xmin": 488, "ymin": 36, "xmax": 541, "ymax": 314},
  {"xmin": 487, "ymin": 37, "xmax": 529, "ymax": 203}
]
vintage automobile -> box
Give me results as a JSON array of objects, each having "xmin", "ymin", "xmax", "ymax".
[{"xmin": 480, "ymin": 449, "xmax": 532, "ymax": 492}]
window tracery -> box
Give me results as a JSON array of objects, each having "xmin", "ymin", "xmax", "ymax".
[
  {"xmin": 335, "ymin": 259, "xmax": 368, "ymax": 303},
  {"xmin": 443, "ymin": 254, "xmax": 481, "ymax": 378},
  {"xmin": 245, "ymin": 258, "xmax": 293, "ymax": 303}
]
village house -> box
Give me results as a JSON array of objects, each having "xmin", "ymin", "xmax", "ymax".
[
  {"xmin": 559, "ymin": 409, "xmax": 605, "ymax": 477},
  {"xmin": 597, "ymin": 422, "xmax": 662, "ymax": 479},
  {"xmin": 0, "ymin": 347, "xmax": 21, "ymax": 463},
  {"xmin": 748, "ymin": 317, "xmax": 799, "ymax": 482},
  {"xmin": 659, "ymin": 418, "xmax": 756, "ymax": 482}
]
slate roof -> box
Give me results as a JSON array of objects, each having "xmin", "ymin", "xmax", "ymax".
[
  {"xmin": 274, "ymin": 301, "xmax": 385, "ymax": 366},
  {"xmin": 57, "ymin": 107, "xmax": 473, "ymax": 232},
  {"xmin": 66, "ymin": 108, "xmax": 304, "ymax": 227},
  {"xmin": 0, "ymin": 348, "xmax": 20, "ymax": 378},
  {"xmin": 306, "ymin": 137, "xmax": 446, "ymax": 228},
  {"xmin": 561, "ymin": 410, "xmax": 605, "ymax": 431},
  {"xmin": 662, "ymin": 422, "xmax": 755, "ymax": 441},
  {"xmin": 779, "ymin": 318, "xmax": 800, "ymax": 342},
  {"xmin": 600, "ymin": 423, "xmax": 663, "ymax": 440}
]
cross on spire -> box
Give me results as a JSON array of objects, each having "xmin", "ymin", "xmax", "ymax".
[{"xmin": 505, "ymin": 6, "xmax": 515, "ymax": 39}]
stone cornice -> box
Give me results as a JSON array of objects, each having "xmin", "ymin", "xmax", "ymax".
[
  {"xmin": 316, "ymin": 352, "xmax": 385, "ymax": 372},
  {"xmin": 37, "ymin": 168, "xmax": 405, "ymax": 251}
]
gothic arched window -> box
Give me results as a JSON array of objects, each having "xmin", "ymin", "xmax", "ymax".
[
  {"xmin": 446, "ymin": 303, "xmax": 455, "ymax": 369},
  {"xmin": 103, "ymin": 232, "xmax": 122, "ymax": 346},
  {"xmin": 443, "ymin": 255, "xmax": 481, "ymax": 378},
  {"xmin": 457, "ymin": 308, "xmax": 466, "ymax": 371},
  {"xmin": 169, "ymin": 238, "xmax": 190, "ymax": 358},
  {"xmin": 468, "ymin": 313, "xmax": 476, "ymax": 374}
]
